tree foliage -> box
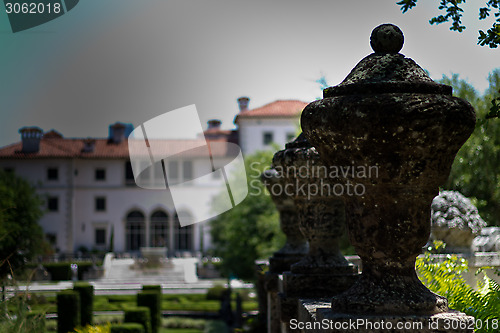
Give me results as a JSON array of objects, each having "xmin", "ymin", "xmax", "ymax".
[
  {"xmin": 209, "ymin": 150, "xmax": 284, "ymax": 280},
  {"xmin": 0, "ymin": 170, "xmax": 44, "ymax": 281},
  {"xmin": 442, "ymin": 69, "xmax": 500, "ymax": 225},
  {"xmin": 397, "ymin": 0, "xmax": 500, "ymax": 47},
  {"xmin": 416, "ymin": 242, "xmax": 500, "ymax": 333}
]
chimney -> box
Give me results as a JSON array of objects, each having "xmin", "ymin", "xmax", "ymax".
[
  {"xmin": 237, "ymin": 97, "xmax": 250, "ymax": 112},
  {"xmin": 207, "ymin": 119, "xmax": 222, "ymax": 130},
  {"xmin": 82, "ymin": 138, "xmax": 96, "ymax": 153},
  {"xmin": 19, "ymin": 127, "xmax": 43, "ymax": 153},
  {"xmin": 109, "ymin": 122, "xmax": 126, "ymax": 144}
]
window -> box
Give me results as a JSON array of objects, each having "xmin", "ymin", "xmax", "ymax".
[
  {"xmin": 95, "ymin": 228, "xmax": 106, "ymax": 245},
  {"xmin": 125, "ymin": 161, "xmax": 135, "ymax": 184},
  {"xmin": 286, "ymin": 132, "xmax": 296, "ymax": 142},
  {"xmin": 47, "ymin": 167, "xmax": 58, "ymax": 181},
  {"xmin": 174, "ymin": 212, "xmax": 193, "ymax": 251},
  {"xmin": 150, "ymin": 211, "xmax": 169, "ymax": 247},
  {"xmin": 48, "ymin": 197, "xmax": 59, "ymax": 211},
  {"xmin": 182, "ymin": 161, "xmax": 193, "ymax": 181},
  {"xmin": 95, "ymin": 197, "xmax": 106, "ymax": 212},
  {"xmin": 95, "ymin": 168, "xmax": 106, "ymax": 181},
  {"xmin": 126, "ymin": 211, "xmax": 145, "ymax": 251},
  {"xmin": 263, "ymin": 132, "xmax": 273, "ymax": 145}
]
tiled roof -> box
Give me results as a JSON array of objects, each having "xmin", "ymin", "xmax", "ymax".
[
  {"xmin": 0, "ymin": 137, "xmax": 235, "ymax": 160},
  {"xmin": 234, "ymin": 100, "xmax": 308, "ymax": 123}
]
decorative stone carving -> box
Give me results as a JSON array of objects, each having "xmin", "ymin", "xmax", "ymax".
[
  {"xmin": 472, "ymin": 227, "xmax": 500, "ymax": 252},
  {"xmin": 270, "ymin": 134, "xmax": 358, "ymax": 328},
  {"xmin": 431, "ymin": 190, "xmax": 487, "ymax": 252},
  {"xmin": 301, "ymin": 23, "xmax": 476, "ymax": 318},
  {"xmin": 262, "ymin": 168, "xmax": 308, "ymax": 274},
  {"xmin": 261, "ymin": 167, "xmax": 308, "ymax": 333}
]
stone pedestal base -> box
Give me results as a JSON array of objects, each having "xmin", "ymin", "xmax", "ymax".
[
  {"xmin": 298, "ymin": 300, "xmax": 475, "ymax": 333},
  {"xmin": 266, "ymin": 272, "xmax": 284, "ymax": 333},
  {"xmin": 279, "ymin": 273, "xmax": 359, "ymax": 331}
]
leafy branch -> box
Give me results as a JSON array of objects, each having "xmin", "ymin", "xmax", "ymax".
[{"xmin": 397, "ymin": 0, "xmax": 500, "ymax": 47}]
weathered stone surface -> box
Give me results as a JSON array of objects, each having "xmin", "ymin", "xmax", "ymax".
[
  {"xmin": 472, "ymin": 226, "xmax": 500, "ymax": 252},
  {"xmin": 271, "ymin": 134, "xmax": 357, "ymax": 275},
  {"xmin": 431, "ymin": 190, "xmax": 487, "ymax": 252},
  {"xmin": 262, "ymin": 168, "xmax": 308, "ymax": 274},
  {"xmin": 301, "ymin": 23, "xmax": 476, "ymax": 316},
  {"xmin": 261, "ymin": 167, "xmax": 308, "ymax": 333}
]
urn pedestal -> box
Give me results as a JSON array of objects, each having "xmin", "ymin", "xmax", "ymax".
[{"xmin": 261, "ymin": 168, "xmax": 308, "ymax": 333}]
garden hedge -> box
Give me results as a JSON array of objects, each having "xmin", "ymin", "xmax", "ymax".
[
  {"xmin": 137, "ymin": 291, "xmax": 160, "ymax": 333},
  {"xmin": 141, "ymin": 285, "xmax": 161, "ymax": 294},
  {"xmin": 124, "ymin": 307, "xmax": 151, "ymax": 333},
  {"xmin": 73, "ymin": 282, "xmax": 94, "ymax": 326},
  {"xmin": 110, "ymin": 323, "xmax": 145, "ymax": 333},
  {"xmin": 43, "ymin": 261, "xmax": 96, "ymax": 281},
  {"xmin": 57, "ymin": 290, "xmax": 80, "ymax": 333}
]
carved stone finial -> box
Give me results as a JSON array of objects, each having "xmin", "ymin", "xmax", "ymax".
[{"xmin": 370, "ymin": 23, "xmax": 404, "ymax": 54}]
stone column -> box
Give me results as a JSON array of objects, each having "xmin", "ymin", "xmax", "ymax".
[
  {"xmin": 269, "ymin": 134, "xmax": 359, "ymax": 331},
  {"xmin": 301, "ymin": 24, "xmax": 476, "ymax": 331},
  {"xmin": 261, "ymin": 168, "xmax": 308, "ymax": 333}
]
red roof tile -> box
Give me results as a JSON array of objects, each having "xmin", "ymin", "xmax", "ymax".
[
  {"xmin": 234, "ymin": 100, "xmax": 308, "ymax": 123},
  {"xmin": 0, "ymin": 137, "xmax": 236, "ymax": 160}
]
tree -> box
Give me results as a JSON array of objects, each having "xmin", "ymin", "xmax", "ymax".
[
  {"xmin": 397, "ymin": 0, "xmax": 500, "ymax": 48},
  {"xmin": 210, "ymin": 150, "xmax": 284, "ymax": 281},
  {"xmin": 0, "ymin": 170, "xmax": 44, "ymax": 282},
  {"xmin": 442, "ymin": 69, "xmax": 500, "ymax": 225}
]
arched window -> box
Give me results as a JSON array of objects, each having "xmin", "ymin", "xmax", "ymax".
[
  {"xmin": 174, "ymin": 212, "xmax": 193, "ymax": 251},
  {"xmin": 150, "ymin": 210, "xmax": 169, "ymax": 247},
  {"xmin": 126, "ymin": 210, "xmax": 145, "ymax": 251}
]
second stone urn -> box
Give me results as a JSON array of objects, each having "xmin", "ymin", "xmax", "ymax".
[{"xmin": 301, "ymin": 24, "xmax": 476, "ymax": 315}]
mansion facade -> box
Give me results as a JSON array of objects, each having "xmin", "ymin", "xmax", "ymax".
[{"xmin": 0, "ymin": 98, "xmax": 307, "ymax": 256}]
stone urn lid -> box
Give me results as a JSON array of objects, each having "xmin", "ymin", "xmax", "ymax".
[{"xmin": 324, "ymin": 23, "xmax": 451, "ymax": 97}]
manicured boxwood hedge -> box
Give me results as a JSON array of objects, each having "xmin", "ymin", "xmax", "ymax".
[
  {"xmin": 137, "ymin": 291, "xmax": 160, "ymax": 333},
  {"xmin": 73, "ymin": 282, "xmax": 94, "ymax": 326},
  {"xmin": 124, "ymin": 307, "xmax": 151, "ymax": 333},
  {"xmin": 141, "ymin": 285, "xmax": 161, "ymax": 294},
  {"xmin": 57, "ymin": 290, "xmax": 80, "ymax": 333},
  {"xmin": 43, "ymin": 261, "xmax": 96, "ymax": 281},
  {"xmin": 110, "ymin": 323, "xmax": 145, "ymax": 333}
]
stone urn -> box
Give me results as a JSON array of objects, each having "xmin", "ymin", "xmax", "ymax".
[
  {"xmin": 301, "ymin": 24, "xmax": 476, "ymax": 315},
  {"xmin": 271, "ymin": 133, "xmax": 357, "ymax": 277},
  {"xmin": 261, "ymin": 168, "xmax": 308, "ymax": 274}
]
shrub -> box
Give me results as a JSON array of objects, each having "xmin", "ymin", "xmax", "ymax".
[
  {"xmin": 137, "ymin": 292, "xmax": 160, "ymax": 333},
  {"xmin": 417, "ymin": 241, "xmax": 500, "ymax": 333},
  {"xmin": 26, "ymin": 311, "xmax": 46, "ymax": 332},
  {"xmin": 74, "ymin": 323, "xmax": 111, "ymax": 333},
  {"xmin": 74, "ymin": 282, "xmax": 94, "ymax": 326},
  {"xmin": 124, "ymin": 307, "xmax": 151, "ymax": 333},
  {"xmin": 110, "ymin": 323, "xmax": 145, "ymax": 333},
  {"xmin": 77, "ymin": 262, "xmax": 94, "ymax": 280},
  {"xmin": 141, "ymin": 285, "xmax": 161, "ymax": 294},
  {"xmin": 206, "ymin": 284, "xmax": 226, "ymax": 300},
  {"xmin": 45, "ymin": 263, "xmax": 72, "ymax": 281},
  {"xmin": 57, "ymin": 290, "xmax": 80, "ymax": 333}
]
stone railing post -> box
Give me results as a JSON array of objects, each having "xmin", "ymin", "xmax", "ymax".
[
  {"xmin": 261, "ymin": 168, "xmax": 308, "ymax": 333},
  {"xmin": 301, "ymin": 23, "xmax": 476, "ymax": 331},
  {"xmin": 268, "ymin": 134, "xmax": 359, "ymax": 331}
]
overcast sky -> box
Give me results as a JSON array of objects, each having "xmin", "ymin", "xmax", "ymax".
[{"xmin": 0, "ymin": 0, "xmax": 498, "ymax": 147}]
